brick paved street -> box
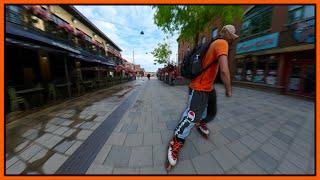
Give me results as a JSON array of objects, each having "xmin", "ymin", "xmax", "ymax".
[
  {"xmin": 5, "ymin": 80, "xmax": 141, "ymax": 174},
  {"xmin": 6, "ymin": 78, "xmax": 315, "ymax": 175}
]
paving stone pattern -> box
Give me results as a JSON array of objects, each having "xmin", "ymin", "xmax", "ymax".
[
  {"xmin": 6, "ymin": 78, "xmax": 315, "ymax": 175},
  {"xmin": 87, "ymin": 79, "xmax": 314, "ymax": 175},
  {"xmin": 5, "ymin": 81, "xmax": 138, "ymax": 175}
]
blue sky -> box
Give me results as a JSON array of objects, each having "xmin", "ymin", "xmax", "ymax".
[{"xmin": 75, "ymin": 5, "xmax": 179, "ymax": 72}]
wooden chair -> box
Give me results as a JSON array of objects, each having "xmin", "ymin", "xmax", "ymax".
[
  {"xmin": 48, "ymin": 83, "xmax": 57, "ymax": 100},
  {"xmin": 7, "ymin": 87, "xmax": 27, "ymax": 111}
]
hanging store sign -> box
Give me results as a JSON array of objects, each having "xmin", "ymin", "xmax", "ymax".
[
  {"xmin": 236, "ymin": 32, "xmax": 279, "ymax": 54},
  {"xmin": 292, "ymin": 18, "xmax": 315, "ymax": 43}
]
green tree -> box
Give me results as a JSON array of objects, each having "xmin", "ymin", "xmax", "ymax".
[
  {"xmin": 153, "ymin": 5, "xmax": 243, "ymax": 45},
  {"xmin": 151, "ymin": 42, "xmax": 172, "ymax": 64}
]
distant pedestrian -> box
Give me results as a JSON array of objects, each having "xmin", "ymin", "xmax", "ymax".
[
  {"xmin": 166, "ymin": 24, "xmax": 239, "ymax": 169},
  {"xmin": 147, "ymin": 74, "xmax": 151, "ymax": 80}
]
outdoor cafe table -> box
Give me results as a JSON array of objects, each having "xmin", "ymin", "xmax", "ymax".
[
  {"xmin": 16, "ymin": 87, "xmax": 45, "ymax": 107},
  {"xmin": 55, "ymin": 82, "xmax": 71, "ymax": 88},
  {"xmin": 82, "ymin": 80, "xmax": 94, "ymax": 90}
]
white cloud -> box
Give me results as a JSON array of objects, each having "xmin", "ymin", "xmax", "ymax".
[{"xmin": 75, "ymin": 5, "xmax": 178, "ymax": 72}]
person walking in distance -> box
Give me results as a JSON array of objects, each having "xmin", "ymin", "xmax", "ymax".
[{"xmin": 166, "ymin": 25, "xmax": 239, "ymax": 169}]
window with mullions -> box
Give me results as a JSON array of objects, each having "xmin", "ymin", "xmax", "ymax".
[
  {"xmin": 6, "ymin": 6, "xmax": 23, "ymax": 25},
  {"xmin": 288, "ymin": 5, "xmax": 315, "ymax": 24},
  {"xmin": 212, "ymin": 28, "xmax": 218, "ymax": 39},
  {"xmin": 51, "ymin": 14, "xmax": 68, "ymax": 26},
  {"xmin": 7, "ymin": 5, "xmax": 22, "ymax": 13},
  {"xmin": 240, "ymin": 6, "xmax": 273, "ymax": 38}
]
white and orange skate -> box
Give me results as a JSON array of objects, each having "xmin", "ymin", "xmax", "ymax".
[{"xmin": 165, "ymin": 137, "xmax": 184, "ymax": 171}]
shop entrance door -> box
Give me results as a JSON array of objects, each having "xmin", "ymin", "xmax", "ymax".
[{"xmin": 287, "ymin": 60, "xmax": 315, "ymax": 97}]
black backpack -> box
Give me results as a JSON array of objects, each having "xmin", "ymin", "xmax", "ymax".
[{"xmin": 181, "ymin": 38, "xmax": 220, "ymax": 79}]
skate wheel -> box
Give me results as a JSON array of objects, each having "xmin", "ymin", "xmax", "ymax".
[{"xmin": 165, "ymin": 162, "xmax": 173, "ymax": 172}]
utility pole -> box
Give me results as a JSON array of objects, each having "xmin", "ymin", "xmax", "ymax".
[{"xmin": 133, "ymin": 49, "xmax": 135, "ymax": 70}]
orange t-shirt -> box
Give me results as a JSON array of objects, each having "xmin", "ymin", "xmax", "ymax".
[{"xmin": 189, "ymin": 39, "xmax": 229, "ymax": 92}]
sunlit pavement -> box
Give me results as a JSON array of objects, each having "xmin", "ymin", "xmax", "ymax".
[{"xmin": 6, "ymin": 78, "xmax": 315, "ymax": 175}]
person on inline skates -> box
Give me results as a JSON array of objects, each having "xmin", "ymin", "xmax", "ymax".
[{"xmin": 166, "ymin": 25, "xmax": 238, "ymax": 170}]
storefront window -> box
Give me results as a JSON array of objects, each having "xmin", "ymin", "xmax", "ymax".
[
  {"xmin": 244, "ymin": 61, "xmax": 254, "ymax": 82},
  {"xmin": 288, "ymin": 60, "xmax": 315, "ymax": 97},
  {"xmin": 303, "ymin": 64, "xmax": 315, "ymax": 95},
  {"xmin": 236, "ymin": 56, "xmax": 278, "ymax": 85},
  {"xmin": 235, "ymin": 59, "xmax": 244, "ymax": 81},
  {"xmin": 265, "ymin": 61, "xmax": 277, "ymax": 85},
  {"xmin": 252, "ymin": 60, "xmax": 266, "ymax": 83},
  {"xmin": 288, "ymin": 64, "xmax": 301, "ymax": 91}
]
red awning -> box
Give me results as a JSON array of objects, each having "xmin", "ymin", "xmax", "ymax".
[
  {"xmin": 115, "ymin": 65, "xmax": 125, "ymax": 72},
  {"xmin": 58, "ymin": 23, "xmax": 74, "ymax": 33}
]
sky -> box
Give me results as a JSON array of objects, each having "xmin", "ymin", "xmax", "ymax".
[{"xmin": 75, "ymin": 5, "xmax": 179, "ymax": 72}]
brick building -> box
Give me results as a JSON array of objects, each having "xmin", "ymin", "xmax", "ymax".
[
  {"xmin": 177, "ymin": 6, "xmax": 247, "ymax": 82},
  {"xmin": 177, "ymin": 5, "xmax": 315, "ymax": 98},
  {"xmin": 234, "ymin": 5, "xmax": 315, "ymax": 98}
]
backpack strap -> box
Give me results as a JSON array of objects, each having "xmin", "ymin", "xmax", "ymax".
[
  {"xmin": 194, "ymin": 57, "xmax": 218, "ymax": 77},
  {"xmin": 194, "ymin": 39, "xmax": 222, "ymax": 77}
]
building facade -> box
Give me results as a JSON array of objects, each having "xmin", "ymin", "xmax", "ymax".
[
  {"xmin": 5, "ymin": 5, "xmax": 126, "ymax": 113},
  {"xmin": 177, "ymin": 5, "xmax": 315, "ymax": 98},
  {"xmin": 177, "ymin": 6, "xmax": 246, "ymax": 82},
  {"xmin": 234, "ymin": 5, "xmax": 315, "ymax": 98}
]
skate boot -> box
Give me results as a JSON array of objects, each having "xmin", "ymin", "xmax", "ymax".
[
  {"xmin": 196, "ymin": 121, "xmax": 209, "ymax": 139},
  {"xmin": 165, "ymin": 136, "xmax": 184, "ymax": 171}
]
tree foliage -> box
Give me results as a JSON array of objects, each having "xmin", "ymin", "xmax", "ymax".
[
  {"xmin": 153, "ymin": 5, "xmax": 243, "ymax": 43},
  {"xmin": 151, "ymin": 42, "xmax": 172, "ymax": 64}
]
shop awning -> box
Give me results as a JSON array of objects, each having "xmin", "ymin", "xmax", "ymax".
[
  {"xmin": 70, "ymin": 50, "xmax": 116, "ymax": 66},
  {"xmin": 115, "ymin": 65, "xmax": 125, "ymax": 72},
  {"xmin": 235, "ymin": 44, "xmax": 315, "ymax": 59},
  {"xmin": 6, "ymin": 37, "xmax": 67, "ymax": 54},
  {"xmin": 6, "ymin": 22, "xmax": 116, "ymax": 67},
  {"xmin": 6, "ymin": 22, "xmax": 81, "ymax": 54},
  {"xmin": 68, "ymin": 53, "xmax": 99, "ymax": 63}
]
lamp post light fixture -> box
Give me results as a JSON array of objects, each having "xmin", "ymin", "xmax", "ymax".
[
  {"xmin": 132, "ymin": 30, "xmax": 145, "ymax": 70},
  {"xmin": 72, "ymin": 18, "xmax": 78, "ymax": 24}
]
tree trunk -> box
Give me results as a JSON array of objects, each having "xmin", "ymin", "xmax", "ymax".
[
  {"xmin": 194, "ymin": 32, "xmax": 199, "ymax": 48},
  {"xmin": 194, "ymin": 20, "xmax": 200, "ymax": 47}
]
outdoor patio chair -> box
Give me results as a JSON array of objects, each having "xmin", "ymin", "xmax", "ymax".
[
  {"xmin": 48, "ymin": 83, "xmax": 57, "ymax": 100},
  {"xmin": 7, "ymin": 87, "xmax": 28, "ymax": 111}
]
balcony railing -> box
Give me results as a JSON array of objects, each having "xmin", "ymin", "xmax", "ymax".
[{"xmin": 5, "ymin": 6, "xmax": 118, "ymax": 64}]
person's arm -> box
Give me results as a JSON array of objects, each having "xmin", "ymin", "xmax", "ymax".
[{"xmin": 218, "ymin": 55, "xmax": 232, "ymax": 97}]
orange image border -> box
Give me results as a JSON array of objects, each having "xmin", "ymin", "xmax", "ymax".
[{"xmin": 0, "ymin": 1, "xmax": 318, "ymax": 180}]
